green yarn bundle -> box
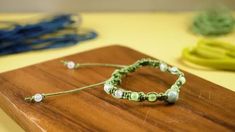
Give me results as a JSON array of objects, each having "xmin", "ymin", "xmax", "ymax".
[{"xmin": 191, "ymin": 9, "xmax": 235, "ymax": 36}]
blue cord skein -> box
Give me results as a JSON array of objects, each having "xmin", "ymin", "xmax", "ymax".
[{"xmin": 0, "ymin": 14, "xmax": 97, "ymax": 55}]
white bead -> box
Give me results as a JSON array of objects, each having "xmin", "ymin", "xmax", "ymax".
[
  {"xmin": 169, "ymin": 67, "xmax": 179, "ymax": 74},
  {"xmin": 179, "ymin": 77, "xmax": 186, "ymax": 84},
  {"xmin": 104, "ymin": 84, "xmax": 113, "ymax": 94},
  {"xmin": 167, "ymin": 90, "xmax": 179, "ymax": 103},
  {"xmin": 33, "ymin": 94, "xmax": 43, "ymax": 102},
  {"xmin": 159, "ymin": 63, "xmax": 168, "ymax": 72},
  {"xmin": 179, "ymin": 76, "xmax": 186, "ymax": 84},
  {"xmin": 114, "ymin": 90, "xmax": 123, "ymax": 98},
  {"xmin": 67, "ymin": 61, "xmax": 76, "ymax": 69}
]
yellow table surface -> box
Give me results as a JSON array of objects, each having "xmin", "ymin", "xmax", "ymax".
[{"xmin": 0, "ymin": 12, "xmax": 234, "ymax": 131}]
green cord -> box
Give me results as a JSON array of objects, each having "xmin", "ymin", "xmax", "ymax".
[
  {"xmin": 61, "ymin": 60, "xmax": 126, "ymax": 69},
  {"xmin": 24, "ymin": 63, "xmax": 125, "ymax": 102},
  {"xmin": 191, "ymin": 9, "xmax": 235, "ymax": 36},
  {"xmin": 76, "ymin": 63, "xmax": 126, "ymax": 68},
  {"xmin": 25, "ymin": 81, "xmax": 105, "ymax": 102}
]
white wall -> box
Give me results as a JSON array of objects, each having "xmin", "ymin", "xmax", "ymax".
[{"xmin": 0, "ymin": 0, "xmax": 234, "ymax": 12}]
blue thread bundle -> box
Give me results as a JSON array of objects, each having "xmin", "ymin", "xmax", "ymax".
[{"xmin": 0, "ymin": 14, "xmax": 97, "ymax": 55}]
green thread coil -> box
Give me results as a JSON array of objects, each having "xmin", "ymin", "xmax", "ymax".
[{"xmin": 191, "ymin": 9, "xmax": 235, "ymax": 36}]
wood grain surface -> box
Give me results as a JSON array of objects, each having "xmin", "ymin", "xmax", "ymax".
[{"xmin": 0, "ymin": 45, "xmax": 235, "ymax": 132}]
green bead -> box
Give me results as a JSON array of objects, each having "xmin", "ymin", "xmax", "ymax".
[
  {"xmin": 130, "ymin": 92, "xmax": 140, "ymax": 101},
  {"xmin": 147, "ymin": 92, "xmax": 157, "ymax": 102}
]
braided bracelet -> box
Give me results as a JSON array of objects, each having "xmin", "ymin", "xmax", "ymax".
[{"xmin": 25, "ymin": 58, "xmax": 186, "ymax": 104}]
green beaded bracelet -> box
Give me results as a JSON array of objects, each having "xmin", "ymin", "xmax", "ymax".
[
  {"xmin": 25, "ymin": 58, "xmax": 186, "ymax": 104},
  {"xmin": 103, "ymin": 58, "xmax": 186, "ymax": 103}
]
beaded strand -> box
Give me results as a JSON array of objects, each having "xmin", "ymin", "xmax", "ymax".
[{"xmin": 25, "ymin": 58, "xmax": 186, "ymax": 104}]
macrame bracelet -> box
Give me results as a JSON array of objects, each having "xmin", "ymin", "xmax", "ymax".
[
  {"xmin": 103, "ymin": 58, "xmax": 186, "ymax": 103},
  {"xmin": 25, "ymin": 58, "xmax": 186, "ymax": 104}
]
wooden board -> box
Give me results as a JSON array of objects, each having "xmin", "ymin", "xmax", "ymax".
[{"xmin": 0, "ymin": 45, "xmax": 235, "ymax": 132}]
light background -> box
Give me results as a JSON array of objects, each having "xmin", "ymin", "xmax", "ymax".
[
  {"xmin": 0, "ymin": 0, "xmax": 235, "ymax": 12},
  {"xmin": 0, "ymin": 1, "xmax": 235, "ymax": 131}
]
